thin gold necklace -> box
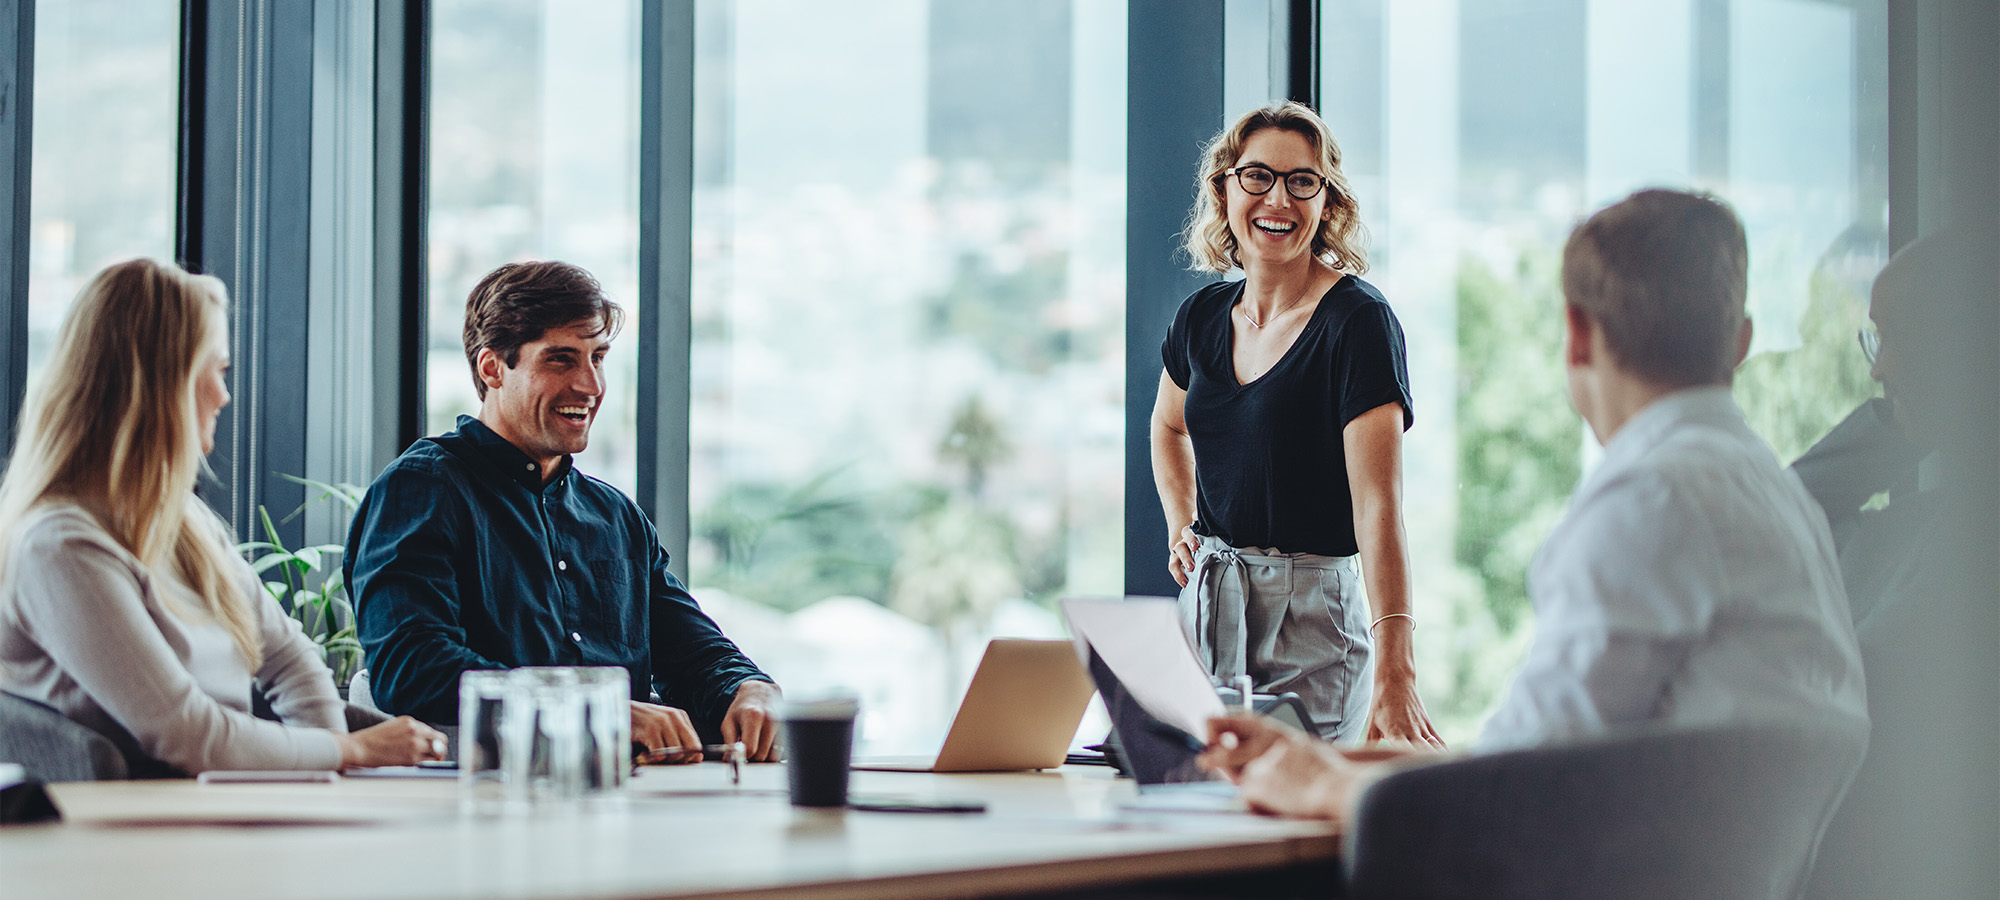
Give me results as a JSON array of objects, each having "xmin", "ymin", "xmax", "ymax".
[{"xmin": 1239, "ymin": 292, "xmax": 1309, "ymax": 329}]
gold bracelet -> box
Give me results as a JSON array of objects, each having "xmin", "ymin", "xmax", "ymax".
[{"xmin": 1370, "ymin": 612, "xmax": 1415, "ymax": 631}]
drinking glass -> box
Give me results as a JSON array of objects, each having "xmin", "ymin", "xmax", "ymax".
[
  {"xmin": 577, "ymin": 666, "xmax": 632, "ymax": 796},
  {"xmin": 458, "ymin": 669, "xmax": 517, "ymax": 814},
  {"xmin": 507, "ymin": 667, "xmax": 584, "ymax": 807}
]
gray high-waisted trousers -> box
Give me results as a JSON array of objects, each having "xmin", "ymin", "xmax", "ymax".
[{"xmin": 1177, "ymin": 533, "xmax": 1371, "ymax": 741}]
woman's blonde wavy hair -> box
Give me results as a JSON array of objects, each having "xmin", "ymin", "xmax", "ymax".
[
  {"xmin": 0, "ymin": 258, "xmax": 261, "ymax": 666},
  {"xmin": 1183, "ymin": 101, "xmax": 1368, "ymax": 275}
]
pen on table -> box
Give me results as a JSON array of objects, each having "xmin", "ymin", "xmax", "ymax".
[{"xmin": 635, "ymin": 742, "xmax": 748, "ymax": 783}]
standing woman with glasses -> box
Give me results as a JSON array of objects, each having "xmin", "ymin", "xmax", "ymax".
[
  {"xmin": 1152, "ymin": 102, "xmax": 1441, "ymax": 746},
  {"xmin": 0, "ymin": 258, "xmax": 446, "ymax": 774}
]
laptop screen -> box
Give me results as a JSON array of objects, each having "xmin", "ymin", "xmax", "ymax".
[{"xmin": 1082, "ymin": 645, "xmax": 1223, "ymax": 786}]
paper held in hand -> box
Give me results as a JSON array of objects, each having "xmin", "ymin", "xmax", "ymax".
[{"xmin": 1059, "ymin": 597, "xmax": 1226, "ymax": 739}]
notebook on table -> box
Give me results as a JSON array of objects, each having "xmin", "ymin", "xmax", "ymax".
[{"xmin": 851, "ymin": 638, "xmax": 1097, "ymax": 773}]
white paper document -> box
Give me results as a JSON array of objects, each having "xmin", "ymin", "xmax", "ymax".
[{"xmin": 1060, "ymin": 597, "xmax": 1226, "ymax": 739}]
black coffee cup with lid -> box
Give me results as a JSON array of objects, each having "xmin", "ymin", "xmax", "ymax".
[{"xmin": 781, "ymin": 693, "xmax": 859, "ymax": 808}]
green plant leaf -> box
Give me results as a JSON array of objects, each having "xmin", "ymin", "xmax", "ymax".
[
  {"xmin": 250, "ymin": 475, "xmax": 367, "ymax": 666},
  {"xmin": 249, "ymin": 553, "xmax": 296, "ymax": 575},
  {"xmin": 254, "ymin": 506, "xmax": 305, "ymax": 598},
  {"xmin": 259, "ymin": 507, "xmax": 285, "ymax": 548},
  {"xmin": 328, "ymin": 597, "xmax": 354, "ymax": 629},
  {"xmin": 277, "ymin": 474, "xmax": 365, "ymax": 521}
]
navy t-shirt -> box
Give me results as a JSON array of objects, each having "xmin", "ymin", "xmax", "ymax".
[{"xmin": 1161, "ymin": 276, "xmax": 1413, "ymax": 557}]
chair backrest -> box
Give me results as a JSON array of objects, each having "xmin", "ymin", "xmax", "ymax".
[
  {"xmin": 0, "ymin": 691, "xmax": 127, "ymax": 782},
  {"xmin": 347, "ymin": 668, "xmax": 381, "ymax": 715},
  {"xmin": 1344, "ymin": 721, "xmax": 1867, "ymax": 900}
]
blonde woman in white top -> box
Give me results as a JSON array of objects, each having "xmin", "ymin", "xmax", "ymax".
[{"xmin": 0, "ymin": 258, "xmax": 444, "ymax": 774}]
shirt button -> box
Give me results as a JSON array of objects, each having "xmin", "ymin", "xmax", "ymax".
[
  {"xmin": 526, "ymin": 463, "xmax": 535, "ymax": 471},
  {"xmin": 570, "ymin": 632, "xmax": 583, "ymax": 643},
  {"xmin": 557, "ymin": 560, "xmax": 568, "ymax": 571}
]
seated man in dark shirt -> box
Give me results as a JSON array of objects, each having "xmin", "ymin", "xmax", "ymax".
[
  {"xmin": 346, "ymin": 261, "xmax": 780, "ymax": 759},
  {"xmin": 1788, "ymin": 228, "xmax": 1999, "ymax": 900}
]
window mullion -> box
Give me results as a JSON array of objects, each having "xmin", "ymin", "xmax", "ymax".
[
  {"xmin": 638, "ymin": 0, "xmax": 695, "ymax": 571},
  {"xmin": 0, "ymin": 0, "xmax": 33, "ymax": 447}
]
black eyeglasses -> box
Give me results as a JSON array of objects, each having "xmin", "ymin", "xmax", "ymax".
[
  {"xmin": 1857, "ymin": 326, "xmax": 1880, "ymax": 366},
  {"xmin": 1221, "ymin": 164, "xmax": 1329, "ymax": 201}
]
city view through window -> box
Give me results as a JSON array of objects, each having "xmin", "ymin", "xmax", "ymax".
[
  {"xmin": 22, "ymin": 0, "xmax": 179, "ymax": 389},
  {"xmin": 686, "ymin": 0, "xmax": 1129, "ymax": 753}
]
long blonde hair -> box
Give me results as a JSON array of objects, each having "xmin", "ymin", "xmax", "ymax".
[
  {"xmin": 1183, "ymin": 101, "xmax": 1369, "ymax": 274},
  {"xmin": 0, "ymin": 258, "xmax": 260, "ymax": 666}
]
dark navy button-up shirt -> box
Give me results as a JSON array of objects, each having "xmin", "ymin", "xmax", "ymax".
[{"xmin": 346, "ymin": 416, "xmax": 770, "ymax": 728}]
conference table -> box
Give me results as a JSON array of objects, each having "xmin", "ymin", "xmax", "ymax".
[{"xmin": 1, "ymin": 763, "xmax": 1341, "ymax": 899}]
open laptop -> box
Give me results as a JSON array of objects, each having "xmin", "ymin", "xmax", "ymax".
[{"xmin": 851, "ymin": 639, "xmax": 1097, "ymax": 773}]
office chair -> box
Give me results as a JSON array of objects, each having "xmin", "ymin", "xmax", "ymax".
[
  {"xmin": 1343, "ymin": 721, "xmax": 1866, "ymax": 900},
  {"xmin": 5, "ymin": 688, "xmax": 390, "ymax": 782},
  {"xmin": 252, "ymin": 668, "xmax": 388, "ymax": 733},
  {"xmin": 342, "ymin": 669, "xmax": 390, "ymax": 732},
  {"xmin": 344, "ymin": 669, "xmax": 457, "ymax": 760},
  {"xmin": 346, "ymin": 668, "xmax": 381, "ymax": 715},
  {"xmin": 0, "ymin": 690, "xmax": 127, "ymax": 782}
]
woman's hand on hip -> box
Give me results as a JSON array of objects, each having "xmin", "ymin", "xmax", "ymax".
[{"xmin": 1168, "ymin": 525, "xmax": 1200, "ymax": 587}]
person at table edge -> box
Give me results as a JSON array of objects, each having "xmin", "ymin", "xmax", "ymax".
[{"xmin": 346, "ymin": 261, "xmax": 780, "ymax": 760}]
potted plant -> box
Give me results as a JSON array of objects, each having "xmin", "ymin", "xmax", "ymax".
[{"xmin": 236, "ymin": 476, "xmax": 365, "ymax": 692}]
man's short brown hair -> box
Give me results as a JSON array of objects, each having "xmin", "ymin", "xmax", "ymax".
[
  {"xmin": 1562, "ymin": 189, "xmax": 1749, "ymax": 387},
  {"xmin": 462, "ymin": 261, "xmax": 624, "ymax": 399}
]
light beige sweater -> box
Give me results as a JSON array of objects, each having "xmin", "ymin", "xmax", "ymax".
[{"xmin": 0, "ymin": 504, "xmax": 345, "ymax": 772}]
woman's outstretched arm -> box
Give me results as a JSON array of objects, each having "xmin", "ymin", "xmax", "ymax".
[{"xmin": 1344, "ymin": 402, "xmax": 1443, "ymax": 748}]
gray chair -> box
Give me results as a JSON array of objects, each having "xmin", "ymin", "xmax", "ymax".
[
  {"xmin": 4, "ymin": 689, "xmax": 390, "ymax": 782},
  {"xmin": 343, "ymin": 700, "xmax": 390, "ymax": 733},
  {"xmin": 1344, "ymin": 722, "xmax": 1867, "ymax": 900},
  {"xmin": 342, "ymin": 671, "xmax": 457, "ymax": 760},
  {"xmin": 346, "ymin": 668, "xmax": 382, "ymax": 716},
  {"xmin": 0, "ymin": 691, "xmax": 127, "ymax": 782}
]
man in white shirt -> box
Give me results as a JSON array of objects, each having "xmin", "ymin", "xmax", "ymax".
[{"xmin": 1200, "ymin": 188, "xmax": 1869, "ymax": 819}]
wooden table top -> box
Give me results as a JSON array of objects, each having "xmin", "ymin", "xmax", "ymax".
[{"xmin": 2, "ymin": 764, "xmax": 1339, "ymax": 900}]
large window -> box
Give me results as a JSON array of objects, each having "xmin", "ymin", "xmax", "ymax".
[
  {"xmin": 10, "ymin": 0, "xmax": 1886, "ymax": 753},
  {"xmin": 25, "ymin": 0, "xmax": 179, "ymax": 384},
  {"xmin": 1318, "ymin": 0, "xmax": 1886, "ymax": 743},
  {"xmin": 427, "ymin": 0, "xmax": 642, "ymax": 492},
  {"xmin": 689, "ymin": 0, "xmax": 1128, "ymax": 754}
]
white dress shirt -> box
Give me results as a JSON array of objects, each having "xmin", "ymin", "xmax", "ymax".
[{"xmin": 1480, "ymin": 387, "xmax": 1869, "ymax": 749}]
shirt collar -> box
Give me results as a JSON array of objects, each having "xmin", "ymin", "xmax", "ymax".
[
  {"xmin": 1584, "ymin": 386, "xmax": 1741, "ymax": 491},
  {"xmin": 453, "ymin": 414, "xmax": 573, "ymax": 492}
]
